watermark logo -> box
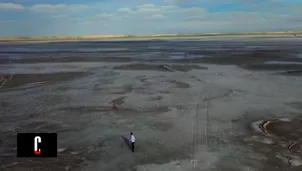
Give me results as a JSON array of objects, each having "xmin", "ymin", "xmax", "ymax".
[
  {"xmin": 34, "ymin": 136, "xmax": 42, "ymax": 155},
  {"xmin": 17, "ymin": 133, "xmax": 57, "ymax": 157}
]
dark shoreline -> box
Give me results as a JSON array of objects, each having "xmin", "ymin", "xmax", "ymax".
[{"xmin": 1, "ymin": 33, "xmax": 301, "ymax": 43}]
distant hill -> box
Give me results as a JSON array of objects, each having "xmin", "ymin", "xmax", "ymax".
[{"xmin": 1, "ymin": 31, "xmax": 302, "ymax": 42}]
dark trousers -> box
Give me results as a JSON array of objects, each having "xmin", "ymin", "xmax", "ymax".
[{"xmin": 131, "ymin": 142, "xmax": 135, "ymax": 152}]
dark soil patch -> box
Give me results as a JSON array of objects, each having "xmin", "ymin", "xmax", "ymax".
[
  {"xmin": 149, "ymin": 121, "xmax": 173, "ymax": 131},
  {"xmin": 114, "ymin": 84, "xmax": 146, "ymax": 95},
  {"xmin": 241, "ymin": 64, "xmax": 302, "ymax": 71},
  {"xmin": 158, "ymin": 91, "xmax": 171, "ymax": 94},
  {"xmin": 0, "ymin": 72, "xmax": 90, "ymax": 89},
  {"xmin": 149, "ymin": 95, "xmax": 163, "ymax": 101},
  {"xmin": 140, "ymin": 78, "xmax": 148, "ymax": 82},
  {"xmin": 115, "ymin": 63, "xmax": 168, "ymax": 72},
  {"xmin": 111, "ymin": 96, "xmax": 126, "ymax": 105},
  {"xmin": 60, "ymin": 106, "xmax": 170, "ymax": 116},
  {"xmin": 114, "ymin": 84, "xmax": 134, "ymax": 94},
  {"xmin": 168, "ymin": 80, "xmax": 190, "ymax": 88},
  {"xmin": 238, "ymin": 117, "xmax": 302, "ymax": 171},
  {"xmin": 60, "ymin": 106, "xmax": 113, "ymax": 113},
  {"xmin": 170, "ymin": 64, "xmax": 207, "ymax": 72},
  {"xmin": 278, "ymin": 70, "xmax": 302, "ymax": 76},
  {"xmin": 190, "ymin": 76, "xmax": 206, "ymax": 83},
  {"xmin": 0, "ymin": 56, "xmax": 142, "ymax": 64},
  {"xmin": 266, "ymin": 119, "xmax": 302, "ymax": 141},
  {"xmin": 140, "ymin": 106, "xmax": 170, "ymax": 113},
  {"xmin": 114, "ymin": 63, "xmax": 207, "ymax": 72}
]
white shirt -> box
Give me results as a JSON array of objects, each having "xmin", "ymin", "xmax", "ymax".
[{"xmin": 130, "ymin": 135, "xmax": 136, "ymax": 143}]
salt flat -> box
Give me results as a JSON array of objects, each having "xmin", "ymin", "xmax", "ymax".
[{"xmin": 0, "ymin": 38, "xmax": 302, "ymax": 171}]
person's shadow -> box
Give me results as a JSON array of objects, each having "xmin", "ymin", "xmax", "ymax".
[{"xmin": 121, "ymin": 136, "xmax": 131, "ymax": 150}]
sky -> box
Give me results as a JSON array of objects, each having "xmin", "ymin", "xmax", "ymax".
[{"xmin": 0, "ymin": 0, "xmax": 302, "ymax": 37}]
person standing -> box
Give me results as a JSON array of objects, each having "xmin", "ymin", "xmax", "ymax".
[{"xmin": 129, "ymin": 132, "xmax": 136, "ymax": 152}]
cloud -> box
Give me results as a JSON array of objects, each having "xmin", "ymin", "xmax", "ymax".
[
  {"xmin": 1, "ymin": 1, "xmax": 302, "ymax": 36},
  {"xmin": 164, "ymin": 0, "xmax": 200, "ymax": 4},
  {"xmin": 159, "ymin": 5, "xmax": 205, "ymax": 14},
  {"xmin": 181, "ymin": 7, "xmax": 205, "ymax": 13},
  {"xmin": 137, "ymin": 7, "xmax": 160, "ymax": 14},
  {"xmin": 117, "ymin": 8, "xmax": 135, "ymax": 13},
  {"xmin": 146, "ymin": 14, "xmax": 165, "ymax": 20},
  {"xmin": 96, "ymin": 13, "xmax": 118, "ymax": 20},
  {"xmin": 77, "ymin": 21, "xmax": 98, "ymax": 25},
  {"xmin": 50, "ymin": 14, "xmax": 69, "ymax": 19},
  {"xmin": 137, "ymin": 4, "xmax": 161, "ymax": 14},
  {"xmin": 116, "ymin": 4, "xmax": 205, "ymax": 16},
  {"xmin": 30, "ymin": 4, "xmax": 89, "ymax": 13},
  {"xmin": 161, "ymin": 5, "xmax": 178, "ymax": 10},
  {"xmin": 0, "ymin": 3, "xmax": 25, "ymax": 11},
  {"xmin": 180, "ymin": 11, "xmax": 302, "ymax": 32},
  {"xmin": 138, "ymin": 4, "xmax": 156, "ymax": 8}
]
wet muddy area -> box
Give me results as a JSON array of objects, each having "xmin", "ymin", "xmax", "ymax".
[
  {"xmin": 2, "ymin": 40, "xmax": 302, "ymax": 76},
  {"xmin": 115, "ymin": 63, "xmax": 170, "ymax": 72},
  {"xmin": 235, "ymin": 117, "xmax": 302, "ymax": 170},
  {"xmin": 113, "ymin": 84, "xmax": 138, "ymax": 95},
  {"xmin": 114, "ymin": 63, "xmax": 206, "ymax": 72},
  {"xmin": 278, "ymin": 70, "xmax": 302, "ymax": 76},
  {"xmin": 264, "ymin": 118, "xmax": 302, "ymax": 142},
  {"xmin": 0, "ymin": 72, "xmax": 90, "ymax": 90},
  {"xmin": 59, "ymin": 105, "xmax": 171, "ymax": 117},
  {"xmin": 148, "ymin": 95, "xmax": 163, "ymax": 101},
  {"xmin": 168, "ymin": 64, "xmax": 207, "ymax": 72},
  {"xmin": 241, "ymin": 64, "xmax": 302, "ymax": 71},
  {"xmin": 168, "ymin": 80, "xmax": 190, "ymax": 89}
]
